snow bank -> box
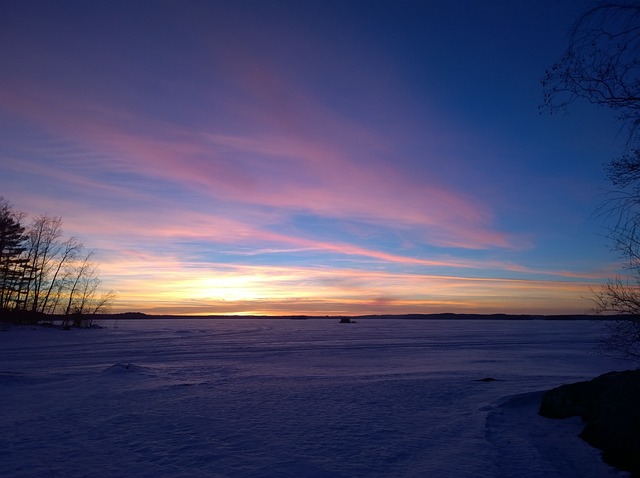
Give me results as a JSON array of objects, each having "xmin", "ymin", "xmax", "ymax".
[{"xmin": 486, "ymin": 391, "xmax": 625, "ymax": 477}]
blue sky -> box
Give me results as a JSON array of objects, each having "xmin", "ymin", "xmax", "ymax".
[{"xmin": 0, "ymin": 0, "xmax": 625, "ymax": 315}]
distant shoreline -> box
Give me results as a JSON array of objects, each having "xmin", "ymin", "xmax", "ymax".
[{"xmin": 95, "ymin": 312, "xmax": 617, "ymax": 321}]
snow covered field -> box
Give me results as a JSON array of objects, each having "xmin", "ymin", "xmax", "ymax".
[{"xmin": 0, "ymin": 318, "xmax": 631, "ymax": 477}]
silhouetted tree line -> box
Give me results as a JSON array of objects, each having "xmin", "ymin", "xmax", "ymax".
[
  {"xmin": 0, "ymin": 197, "xmax": 115, "ymax": 327},
  {"xmin": 543, "ymin": 2, "xmax": 640, "ymax": 360}
]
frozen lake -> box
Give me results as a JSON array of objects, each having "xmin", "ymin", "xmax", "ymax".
[{"xmin": 0, "ymin": 318, "xmax": 630, "ymax": 477}]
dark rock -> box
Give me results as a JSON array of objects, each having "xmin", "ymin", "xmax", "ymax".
[
  {"xmin": 339, "ymin": 317, "xmax": 355, "ymax": 323},
  {"xmin": 474, "ymin": 377, "xmax": 500, "ymax": 382},
  {"xmin": 539, "ymin": 369, "xmax": 640, "ymax": 475}
]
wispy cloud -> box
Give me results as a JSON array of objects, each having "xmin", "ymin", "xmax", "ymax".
[
  {"xmin": 102, "ymin": 257, "xmax": 600, "ymax": 316},
  {"xmin": 1, "ymin": 68, "xmax": 516, "ymax": 253},
  {"xmin": 0, "ymin": 1, "xmax": 615, "ymax": 315}
]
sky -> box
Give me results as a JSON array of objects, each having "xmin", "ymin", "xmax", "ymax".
[{"xmin": 0, "ymin": 0, "xmax": 628, "ymax": 316}]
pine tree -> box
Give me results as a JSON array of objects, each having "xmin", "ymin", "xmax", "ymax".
[{"xmin": 0, "ymin": 198, "xmax": 27, "ymax": 312}]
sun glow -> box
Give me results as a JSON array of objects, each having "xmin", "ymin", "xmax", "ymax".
[
  {"xmin": 190, "ymin": 276, "xmax": 266, "ymax": 302},
  {"xmin": 99, "ymin": 252, "xmax": 602, "ymax": 316}
]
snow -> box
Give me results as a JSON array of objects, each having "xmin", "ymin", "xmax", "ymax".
[{"xmin": 0, "ymin": 318, "xmax": 631, "ymax": 477}]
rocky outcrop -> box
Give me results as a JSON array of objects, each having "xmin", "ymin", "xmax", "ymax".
[{"xmin": 539, "ymin": 369, "xmax": 640, "ymax": 476}]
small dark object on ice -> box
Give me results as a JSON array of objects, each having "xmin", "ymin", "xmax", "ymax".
[
  {"xmin": 339, "ymin": 317, "xmax": 356, "ymax": 323},
  {"xmin": 539, "ymin": 369, "xmax": 640, "ymax": 476},
  {"xmin": 474, "ymin": 377, "xmax": 501, "ymax": 382}
]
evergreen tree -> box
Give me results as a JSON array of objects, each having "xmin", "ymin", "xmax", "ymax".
[{"xmin": 0, "ymin": 198, "xmax": 27, "ymax": 312}]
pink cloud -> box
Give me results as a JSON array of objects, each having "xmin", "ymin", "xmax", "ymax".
[
  {"xmin": 84, "ymin": 208, "xmax": 604, "ymax": 281},
  {"xmin": 0, "ymin": 69, "xmax": 518, "ymax": 251}
]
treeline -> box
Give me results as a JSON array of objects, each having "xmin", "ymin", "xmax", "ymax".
[{"xmin": 0, "ymin": 197, "xmax": 115, "ymax": 326}]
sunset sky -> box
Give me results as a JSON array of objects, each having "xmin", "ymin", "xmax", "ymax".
[{"xmin": 0, "ymin": 0, "xmax": 626, "ymax": 315}]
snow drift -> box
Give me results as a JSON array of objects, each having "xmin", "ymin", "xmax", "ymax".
[{"xmin": 0, "ymin": 318, "xmax": 629, "ymax": 477}]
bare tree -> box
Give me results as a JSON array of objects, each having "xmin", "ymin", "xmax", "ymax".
[
  {"xmin": 542, "ymin": 3, "xmax": 640, "ymax": 125},
  {"xmin": 543, "ymin": 2, "xmax": 640, "ymax": 359},
  {"xmin": 62, "ymin": 250, "xmax": 116, "ymax": 327},
  {"xmin": 90, "ymin": 289, "xmax": 117, "ymax": 315},
  {"xmin": 64, "ymin": 250, "xmax": 95, "ymax": 317},
  {"xmin": 75, "ymin": 274, "xmax": 100, "ymax": 316},
  {"xmin": 592, "ymin": 277, "xmax": 640, "ymax": 359},
  {"xmin": 23, "ymin": 215, "xmax": 63, "ymax": 313},
  {"xmin": 40, "ymin": 236, "xmax": 83, "ymax": 314}
]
